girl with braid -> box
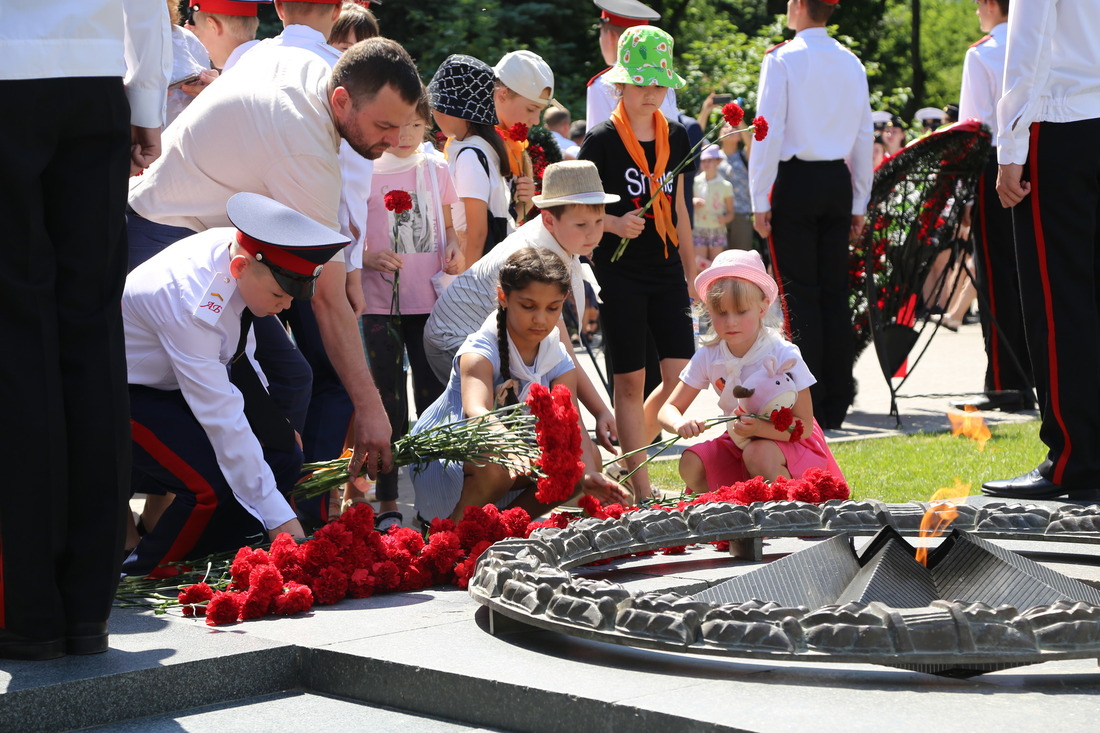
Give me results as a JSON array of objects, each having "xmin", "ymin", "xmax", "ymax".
[{"xmin": 410, "ymin": 248, "xmax": 628, "ymax": 524}]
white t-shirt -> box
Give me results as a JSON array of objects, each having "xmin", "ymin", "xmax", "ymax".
[
  {"xmin": 447, "ymin": 136, "xmax": 513, "ymax": 233},
  {"xmin": 680, "ymin": 330, "xmax": 815, "ymax": 415}
]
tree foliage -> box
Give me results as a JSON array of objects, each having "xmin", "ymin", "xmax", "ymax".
[{"xmin": 244, "ymin": 0, "xmax": 982, "ymax": 127}]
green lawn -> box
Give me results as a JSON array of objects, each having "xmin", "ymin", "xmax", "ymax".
[{"xmin": 648, "ymin": 421, "xmax": 1045, "ymax": 504}]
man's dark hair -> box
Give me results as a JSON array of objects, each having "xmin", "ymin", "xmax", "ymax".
[
  {"xmin": 330, "ymin": 37, "xmax": 421, "ymax": 105},
  {"xmin": 805, "ymin": 0, "xmax": 838, "ymax": 24}
]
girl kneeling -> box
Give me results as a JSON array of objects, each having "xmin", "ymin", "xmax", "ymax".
[{"xmin": 411, "ymin": 248, "xmax": 628, "ymax": 523}]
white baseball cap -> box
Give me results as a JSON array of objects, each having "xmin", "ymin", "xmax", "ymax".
[{"xmin": 494, "ymin": 50, "xmax": 559, "ymax": 108}]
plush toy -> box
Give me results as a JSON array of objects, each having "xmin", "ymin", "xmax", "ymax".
[{"xmin": 729, "ymin": 356, "xmax": 798, "ymax": 448}]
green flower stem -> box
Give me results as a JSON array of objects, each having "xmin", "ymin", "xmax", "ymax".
[{"xmin": 607, "ymin": 415, "xmax": 742, "ymax": 487}]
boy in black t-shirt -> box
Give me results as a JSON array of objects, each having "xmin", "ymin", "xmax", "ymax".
[{"xmin": 578, "ymin": 25, "xmax": 695, "ymax": 501}]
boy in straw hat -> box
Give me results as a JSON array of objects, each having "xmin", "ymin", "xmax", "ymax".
[
  {"xmin": 424, "ymin": 160, "xmax": 622, "ymax": 455},
  {"xmin": 578, "ymin": 24, "xmax": 696, "ymax": 501}
]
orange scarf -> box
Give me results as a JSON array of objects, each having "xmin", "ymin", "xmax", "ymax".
[
  {"xmin": 495, "ymin": 125, "xmax": 528, "ymax": 178},
  {"xmin": 610, "ymin": 100, "xmax": 678, "ymax": 255}
]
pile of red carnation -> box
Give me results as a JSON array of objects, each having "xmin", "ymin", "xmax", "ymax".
[
  {"xmin": 177, "ymin": 467, "xmax": 848, "ymax": 625},
  {"xmin": 178, "ymin": 502, "xmax": 539, "ymax": 625}
]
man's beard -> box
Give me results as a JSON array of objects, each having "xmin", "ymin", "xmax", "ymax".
[{"xmin": 336, "ymin": 116, "xmax": 389, "ymax": 160}]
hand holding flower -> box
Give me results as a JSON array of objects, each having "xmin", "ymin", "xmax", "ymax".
[
  {"xmin": 674, "ymin": 417, "xmax": 708, "ymax": 439},
  {"xmin": 514, "ymin": 175, "xmax": 535, "ymax": 203},
  {"xmin": 610, "ymin": 208, "xmax": 646, "ymax": 239}
]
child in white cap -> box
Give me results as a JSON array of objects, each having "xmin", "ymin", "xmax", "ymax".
[
  {"xmin": 493, "ymin": 50, "xmax": 558, "ymax": 220},
  {"xmin": 658, "ymin": 249, "xmax": 844, "ymax": 493}
]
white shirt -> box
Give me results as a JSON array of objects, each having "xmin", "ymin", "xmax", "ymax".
[
  {"xmin": 0, "ymin": 0, "xmax": 171, "ymax": 128},
  {"xmin": 549, "ymin": 129, "xmax": 579, "ymax": 159},
  {"xmin": 997, "ymin": 0, "xmax": 1100, "ymax": 165},
  {"xmin": 222, "ymin": 39, "xmax": 259, "ymax": 72},
  {"xmin": 228, "ymin": 24, "xmax": 369, "ymax": 270},
  {"xmin": 959, "ymin": 23, "xmax": 1006, "ymax": 145},
  {"xmin": 749, "ymin": 28, "xmax": 874, "ymax": 215},
  {"xmin": 123, "ymin": 229, "xmax": 297, "ymax": 531},
  {"xmin": 447, "ymin": 136, "xmax": 514, "ymax": 233},
  {"xmin": 585, "ymin": 69, "xmax": 678, "ymax": 128},
  {"xmin": 424, "ymin": 217, "xmax": 585, "ymax": 357},
  {"xmin": 128, "ymin": 44, "xmax": 343, "ymax": 235}
]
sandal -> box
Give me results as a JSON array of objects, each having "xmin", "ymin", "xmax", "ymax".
[{"xmin": 374, "ymin": 510, "xmax": 403, "ymax": 533}]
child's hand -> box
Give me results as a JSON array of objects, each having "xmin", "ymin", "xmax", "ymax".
[
  {"xmin": 731, "ymin": 414, "xmax": 761, "ymax": 439},
  {"xmin": 365, "ymin": 249, "xmax": 402, "ymax": 274},
  {"xmin": 443, "ymin": 241, "xmax": 464, "ymax": 274},
  {"xmin": 514, "ymin": 176, "xmax": 535, "ymax": 203},
  {"xmin": 582, "ymin": 472, "xmax": 632, "ymax": 506},
  {"xmin": 614, "ymin": 209, "xmax": 646, "ymax": 239},
  {"xmin": 674, "ymin": 418, "xmax": 707, "ymax": 439}
]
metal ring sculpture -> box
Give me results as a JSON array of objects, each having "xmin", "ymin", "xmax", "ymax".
[{"xmin": 468, "ymin": 501, "xmax": 1100, "ymax": 673}]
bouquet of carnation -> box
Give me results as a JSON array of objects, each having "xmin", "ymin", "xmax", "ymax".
[
  {"xmin": 611, "ymin": 103, "xmax": 768, "ymax": 261},
  {"xmin": 294, "ymin": 383, "xmax": 583, "ymax": 504}
]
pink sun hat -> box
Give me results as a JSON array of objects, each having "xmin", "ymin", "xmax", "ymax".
[{"xmin": 694, "ymin": 249, "xmax": 778, "ymax": 305}]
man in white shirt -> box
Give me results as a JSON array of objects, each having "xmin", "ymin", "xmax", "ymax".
[
  {"xmin": 749, "ymin": 0, "xmax": 873, "ymax": 430},
  {"xmin": 128, "ymin": 38, "xmax": 423, "ymax": 493},
  {"xmin": 0, "ymin": 0, "xmax": 170, "ymax": 660},
  {"xmin": 983, "ymin": 0, "xmax": 1100, "ymax": 500},
  {"xmin": 952, "ymin": 0, "xmax": 1034, "ymax": 415},
  {"xmin": 124, "ymin": 193, "xmax": 346, "ymax": 578}
]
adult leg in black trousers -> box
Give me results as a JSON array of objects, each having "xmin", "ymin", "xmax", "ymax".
[
  {"xmin": 0, "ymin": 77, "xmax": 132, "ymax": 658},
  {"xmin": 992, "ymin": 120, "xmax": 1100, "ymax": 494},
  {"xmin": 969, "ymin": 155, "xmax": 1034, "ymax": 409},
  {"xmin": 769, "ymin": 159, "xmax": 854, "ymax": 428}
]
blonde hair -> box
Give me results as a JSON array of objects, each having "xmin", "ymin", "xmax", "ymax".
[{"xmin": 693, "ymin": 276, "xmax": 779, "ymax": 346}]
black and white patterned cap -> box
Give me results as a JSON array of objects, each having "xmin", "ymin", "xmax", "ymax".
[{"xmin": 427, "ymin": 54, "xmax": 498, "ymax": 126}]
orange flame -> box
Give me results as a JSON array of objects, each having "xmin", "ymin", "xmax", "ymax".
[
  {"xmin": 948, "ymin": 405, "xmax": 991, "ymax": 451},
  {"xmin": 915, "ymin": 478, "xmax": 970, "ymax": 566}
]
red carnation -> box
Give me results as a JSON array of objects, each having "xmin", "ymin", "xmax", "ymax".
[
  {"xmin": 722, "ymin": 101, "xmax": 745, "ymax": 127},
  {"xmin": 429, "ymin": 517, "xmax": 456, "ymax": 535},
  {"xmin": 507, "ymin": 123, "xmax": 529, "ymax": 142},
  {"xmin": 803, "ymin": 467, "xmax": 850, "ymax": 501},
  {"xmin": 499, "ymin": 507, "xmax": 531, "ymax": 538},
  {"xmin": 786, "ymin": 478, "xmax": 822, "ymax": 504},
  {"xmin": 310, "ymin": 566, "xmax": 350, "ymax": 605},
  {"xmin": 205, "ymin": 590, "xmax": 242, "ymax": 626},
  {"xmin": 527, "ymin": 383, "xmax": 584, "ymax": 504},
  {"xmin": 178, "ymin": 582, "xmax": 214, "ymax": 617},
  {"xmin": 383, "ymin": 189, "xmax": 413, "ymax": 214},
  {"xmin": 770, "ymin": 407, "xmax": 794, "ymax": 432},
  {"xmin": 768, "ymin": 476, "xmax": 792, "ymax": 501},
  {"xmin": 753, "ymin": 116, "xmax": 769, "ymax": 141},
  {"xmin": 274, "ymin": 582, "xmax": 313, "ymax": 616},
  {"xmin": 229, "ymin": 547, "xmax": 270, "ymax": 590},
  {"xmin": 789, "ymin": 420, "xmax": 805, "ymax": 441},
  {"xmin": 348, "ymin": 568, "xmax": 378, "ymax": 599},
  {"xmin": 578, "ymin": 495, "xmax": 607, "ymax": 519}
]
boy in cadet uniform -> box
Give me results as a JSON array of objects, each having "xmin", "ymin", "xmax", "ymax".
[
  {"xmin": 123, "ymin": 193, "xmax": 347, "ymax": 578},
  {"xmin": 983, "ymin": 0, "xmax": 1100, "ymax": 500},
  {"xmin": 952, "ymin": 0, "xmax": 1034, "ymax": 414},
  {"xmin": 585, "ymin": 0, "xmax": 677, "ymax": 127},
  {"xmin": 749, "ymin": 0, "xmax": 873, "ymax": 430},
  {"xmin": 185, "ymin": 0, "xmax": 263, "ymax": 71}
]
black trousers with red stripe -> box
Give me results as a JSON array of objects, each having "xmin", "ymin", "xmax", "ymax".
[
  {"xmin": 769, "ymin": 158, "xmax": 855, "ymax": 427},
  {"xmin": 1012, "ymin": 120, "xmax": 1100, "ymax": 488},
  {"xmin": 0, "ymin": 78, "xmax": 132, "ymax": 642},
  {"xmin": 123, "ymin": 386, "xmax": 303, "ymax": 578},
  {"xmin": 973, "ymin": 154, "xmax": 1033, "ymax": 396}
]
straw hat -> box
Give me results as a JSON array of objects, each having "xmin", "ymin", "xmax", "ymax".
[
  {"xmin": 531, "ymin": 161, "xmax": 621, "ymax": 208},
  {"xmin": 694, "ymin": 249, "xmax": 778, "ymax": 305}
]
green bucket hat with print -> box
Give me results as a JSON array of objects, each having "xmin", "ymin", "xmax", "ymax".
[{"xmin": 603, "ymin": 26, "xmax": 686, "ymax": 89}]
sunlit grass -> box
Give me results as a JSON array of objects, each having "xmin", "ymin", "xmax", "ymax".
[{"xmin": 648, "ymin": 421, "xmax": 1044, "ymax": 504}]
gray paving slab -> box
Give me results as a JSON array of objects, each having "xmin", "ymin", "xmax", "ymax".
[{"xmin": 79, "ymin": 691, "xmax": 500, "ymax": 732}]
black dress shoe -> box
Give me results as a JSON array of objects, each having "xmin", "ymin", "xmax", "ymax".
[
  {"xmin": 66, "ymin": 622, "xmax": 109, "ymax": 655},
  {"xmin": 0, "ymin": 629, "xmax": 65, "ymax": 661},
  {"xmin": 981, "ymin": 469, "xmax": 1098, "ymax": 499},
  {"xmin": 952, "ymin": 392, "xmax": 1035, "ymax": 413}
]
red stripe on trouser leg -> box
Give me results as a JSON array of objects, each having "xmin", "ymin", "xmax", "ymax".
[
  {"xmin": 131, "ymin": 419, "xmax": 220, "ymax": 569},
  {"xmin": 1027, "ymin": 124, "xmax": 1072, "ymax": 484},
  {"xmin": 976, "ymin": 170, "xmax": 1002, "ymax": 389}
]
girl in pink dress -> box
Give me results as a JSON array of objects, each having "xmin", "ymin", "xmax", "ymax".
[{"xmin": 658, "ymin": 249, "xmax": 844, "ymax": 492}]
